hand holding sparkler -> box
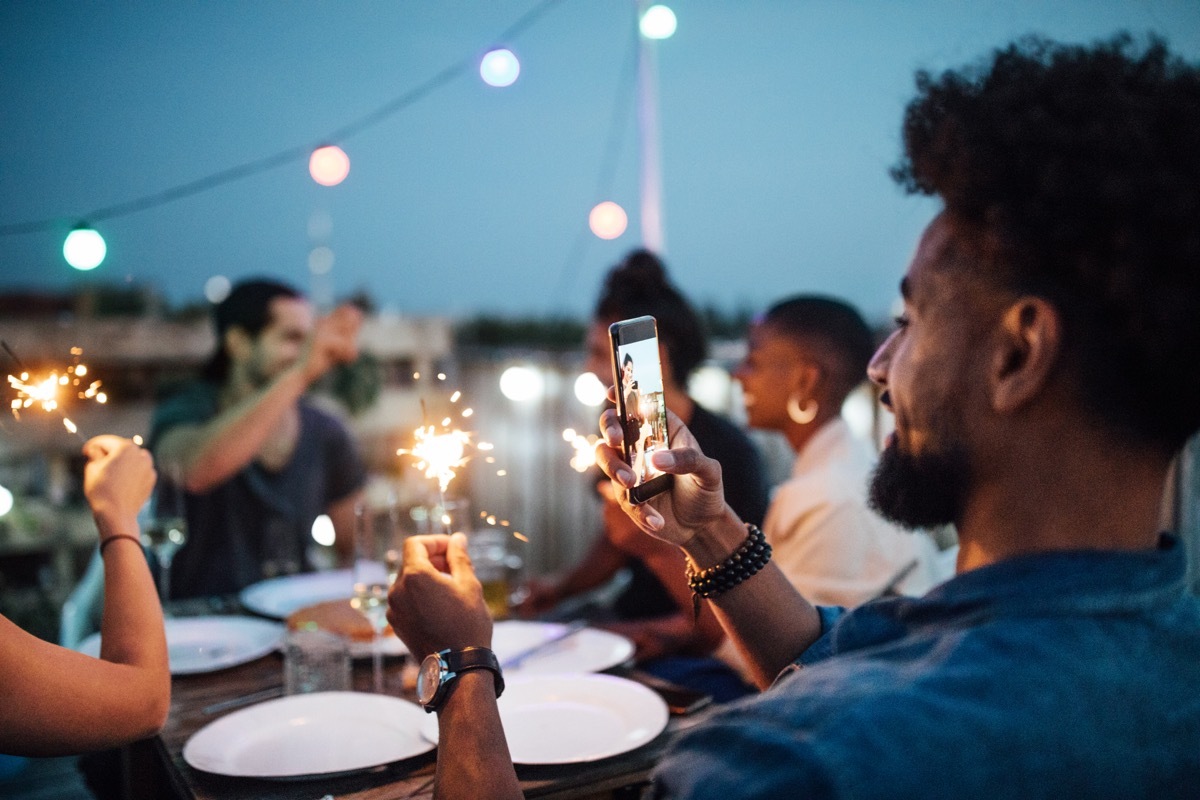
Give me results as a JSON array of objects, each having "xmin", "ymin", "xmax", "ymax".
[
  {"xmin": 298, "ymin": 304, "xmax": 363, "ymax": 384},
  {"xmin": 83, "ymin": 436, "xmax": 156, "ymax": 538}
]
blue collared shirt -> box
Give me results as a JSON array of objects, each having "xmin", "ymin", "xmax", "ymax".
[{"xmin": 653, "ymin": 536, "xmax": 1200, "ymax": 799}]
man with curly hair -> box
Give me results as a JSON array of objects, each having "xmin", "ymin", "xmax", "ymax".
[{"xmin": 387, "ymin": 34, "xmax": 1200, "ymax": 798}]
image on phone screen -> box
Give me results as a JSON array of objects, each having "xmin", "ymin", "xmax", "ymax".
[{"xmin": 610, "ymin": 316, "xmax": 673, "ymax": 504}]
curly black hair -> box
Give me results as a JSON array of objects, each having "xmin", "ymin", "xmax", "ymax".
[
  {"xmin": 893, "ymin": 33, "xmax": 1200, "ymax": 453},
  {"xmin": 594, "ymin": 249, "xmax": 707, "ymax": 388}
]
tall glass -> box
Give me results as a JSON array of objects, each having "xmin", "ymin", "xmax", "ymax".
[
  {"xmin": 141, "ymin": 467, "xmax": 188, "ymax": 610},
  {"xmin": 351, "ymin": 498, "xmax": 399, "ymax": 693}
]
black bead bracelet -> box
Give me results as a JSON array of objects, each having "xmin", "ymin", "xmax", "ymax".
[{"xmin": 685, "ymin": 524, "xmax": 772, "ymax": 615}]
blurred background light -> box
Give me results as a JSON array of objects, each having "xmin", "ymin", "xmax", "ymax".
[
  {"xmin": 63, "ymin": 225, "xmax": 106, "ymax": 271},
  {"xmin": 499, "ymin": 365, "xmax": 544, "ymax": 402},
  {"xmin": 309, "ymin": 145, "xmax": 350, "ymax": 186},
  {"xmin": 573, "ymin": 372, "xmax": 607, "ymax": 407},
  {"xmin": 841, "ymin": 384, "xmax": 876, "ymax": 443},
  {"xmin": 311, "ymin": 514, "xmax": 336, "ymax": 546},
  {"xmin": 588, "ymin": 201, "xmax": 628, "ymax": 240},
  {"xmin": 0, "ymin": 485, "xmax": 12, "ymax": 518},
  {"xmin": 308, "ymin": 246, "xmax": 335, "ymax": 275},
  {"xmin": 307, "ymin": 209, "xmax": 333, "ymax": 241},
  {"xmin": 640, "ymin": 5, "xmax": 677, "ymax": 39},
  {"xmin": 688, "ymin": 365, "xmax": 734, "ymax": 412},
  {"xmin": 204, "ymin": 275, "xmax": 232, "ymax": 304},
  {"xmin": 480, "ymin": 48, "xmax": 520, "ymax": 87}
]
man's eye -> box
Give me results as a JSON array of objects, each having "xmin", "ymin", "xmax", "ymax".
[{"xmin": 893, "ymin": 315, "xmax": 910, "ymax": 329}]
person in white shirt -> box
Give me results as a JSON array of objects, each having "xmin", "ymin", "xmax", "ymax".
[{"xmin": 733, "ymin": 296, "xmax": 940, "ymax": 607}]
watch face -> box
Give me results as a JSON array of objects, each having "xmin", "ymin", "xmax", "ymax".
[{"xmin": 417, "ymin": 653, "xmax": 444, "ymax": 707}]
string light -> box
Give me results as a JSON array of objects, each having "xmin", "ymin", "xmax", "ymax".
[
  {"xmin": 480, "ymin": 48, "xmax": 521, "ymax": 87},
  {"xmin": 62, "ymin": 225, "xmax": 106, "ymax": 271},
  {"xmin": 309, "ymin": 145, "xmax": 350, "ymax": 186},
  {"xmin": 589, "ymin": 201, "xmax": 628, "ymax": 240},
  {"xmin": 0, "ymin": 0, "xmax": 569, "ymax": 238}
]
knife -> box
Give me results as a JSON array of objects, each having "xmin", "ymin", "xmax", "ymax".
[{"xmin": 500, "ymin": 620, "xmax": 588, "ymax": 669}]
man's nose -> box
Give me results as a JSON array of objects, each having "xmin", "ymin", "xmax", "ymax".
[{"xmin": 866, "ymin": 333, "xmax": 895, "ymax": 388}]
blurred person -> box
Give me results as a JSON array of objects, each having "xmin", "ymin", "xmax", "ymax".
[
  {"xmin": 149, "ymin": 278, "xmax": 367, "ymax": 598},
  {"xmin": 0, "ymin": 436, "xmax": 169, "ymax": 755},
  {"xmin": 517, "ymin": 251, "xmax": 769, "ymax": 697},
  {"xmin": 733, "ymin": 295, "xmax": 939, "ymax": 606},
  {"xmin": 389, "ymin": 34, "xmax": 1200, "ymax": 798}
]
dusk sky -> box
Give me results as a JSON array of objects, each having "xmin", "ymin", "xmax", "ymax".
[{"xmin": 3, "ymin": 2, "xmax": 1198, "ymax": 325}]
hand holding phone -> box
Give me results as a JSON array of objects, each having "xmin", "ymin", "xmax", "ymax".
[{"xmin": 609, "ymin": 316, "xmax": 674, "ymax": 504}]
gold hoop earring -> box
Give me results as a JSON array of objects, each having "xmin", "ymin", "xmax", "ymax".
[{"xmin": 787, "ymin": 395, "xmax": 818, "ymax": 425}]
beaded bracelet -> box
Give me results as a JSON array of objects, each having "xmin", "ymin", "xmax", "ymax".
[
  {"xmin": 99, "ymin": 534, "xmax": 143, "ymax": 554},
  {"xmin": 685, "ymin": 524, "xmax": 772, "ymax": 616}
]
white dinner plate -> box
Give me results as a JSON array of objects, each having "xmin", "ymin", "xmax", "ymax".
[
  {"xmin": 184, "ymin": 691, "xmax": 433, "ymax": 779},
  {"xmin": 78, "ymin": 616, "xmax": 284, "ymax": 675},
  {"xmin": 421, "ymin": 674, "xmax": 668, "ymax": 764},
  {"xmin": 239, "ymin": 570, "xmax": 356, "ymax": 619},
  {"xmin": 492, "ymin": 620, "xmax": 634, "ymax": 675}
]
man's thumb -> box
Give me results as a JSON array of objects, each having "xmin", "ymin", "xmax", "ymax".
[{"xmin": 446, "ymin": 532, "xmax": 474, "ymax": 577}]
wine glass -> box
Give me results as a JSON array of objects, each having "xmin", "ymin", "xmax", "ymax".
[
  {"xmin": 351, "ymin": 498, "xmax": 399, "ymax": 693},
  {"xmin": 141, "ymin": 467, "xmax": 188, "ymax": 611}
]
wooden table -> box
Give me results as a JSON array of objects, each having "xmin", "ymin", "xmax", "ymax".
[{"xmin": 133, "ymin": 648, "xmax": 707, "ymax": 800}]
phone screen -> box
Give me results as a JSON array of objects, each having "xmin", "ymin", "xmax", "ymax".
[{"xmin": 609, "ymin": 315, "xmax": 673, "ymax": 504}]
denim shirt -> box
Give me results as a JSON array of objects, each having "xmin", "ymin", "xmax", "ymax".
[{"xmin": 652, "ymin": 536, "xmax": 1200, "ymax": 799}]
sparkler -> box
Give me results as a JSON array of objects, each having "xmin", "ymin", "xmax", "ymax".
[
  {"xmin": 396, "ymin": 373, "xmax": 527, "ymax": 543},
  {"xmin": 4, "ymin": 342, "xmax": 106, "ymax": 440}
]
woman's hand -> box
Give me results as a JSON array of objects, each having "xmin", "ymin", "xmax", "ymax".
[
  {"xmin": 595, "ymin": 404, "xmax": 731, "ymax": 549},
  {"xmin": 388, "ymin": 533, "xmax": 493, "ymax": 659},
  {"xmin": 83, "ymin": 436, "xmax": 156, "ymax": 533}
]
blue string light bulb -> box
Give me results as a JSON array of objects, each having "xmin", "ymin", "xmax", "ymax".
[
  {"xmin": 639, "ymin": 5, "xmax": 677, "ymax": 39},
  {"xmin": 480, "ymin": 48, "xmax": 520, "ymax": 87},
  {"xmin": 63, "ymin": 224, "xmax": 106, "ymax": 271}
]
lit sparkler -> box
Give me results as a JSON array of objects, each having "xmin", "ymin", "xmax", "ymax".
[
  {"xmin": 4, "ymin": 343, "xmax": 106, "ymax": 439},
  {"xmin": 396, "ymin": 376, "xmax": 526, "ymax": 543},
  {"xmin": 562, "ymin": 427, "xmax": 600, "ymax": 473}
]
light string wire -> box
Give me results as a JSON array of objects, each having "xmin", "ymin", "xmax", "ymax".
[
  {"xmin": 548, "ymin": 11, "xmax": 641, "ymax": 314},
  {"xmin": 0, "ymin": 0, "xmax": 568, "ymax": 237}
]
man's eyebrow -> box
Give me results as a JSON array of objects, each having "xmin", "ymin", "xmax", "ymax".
[{"xmin": 900, "ymin": 277, "xmax": 911, "ymax": 300}]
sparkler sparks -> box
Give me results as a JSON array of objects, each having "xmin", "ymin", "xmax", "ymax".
[
  {"xmin": 397, "ymin": 378, "xmax": 528, "ymax": 544},
  {"xmin": 398, "ymin": 425, "xmax": 473, "ymax": 495},
  {"xmin": 4, "ymin": 344, "xmax": 106, "ymax": 439},
  {"xmin": 562, "ymin": 428, "xmax": 600, "ymax": 473}
]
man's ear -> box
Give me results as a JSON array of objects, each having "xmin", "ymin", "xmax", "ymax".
[
  {"xmin": 990, "ymin": 297, "xmax": 1062, "ymax": 414},
  {"xmin": 223, "ymin": 326, "xmax": 253, "ymax": 363}
]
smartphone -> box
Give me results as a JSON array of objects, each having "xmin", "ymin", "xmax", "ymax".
[{"xmin": 609, "ymin": 315, "xmax": 673, "ymax": 504}]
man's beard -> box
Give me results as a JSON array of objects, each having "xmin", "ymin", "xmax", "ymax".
[{"xmin": 869, "ymin": 437, "xmax": 970, "ymax": 530}]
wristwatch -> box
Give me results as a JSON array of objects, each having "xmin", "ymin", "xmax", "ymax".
[{"xmin": 416, "ymin": 646, "xmax": 505, "ymax": 713}]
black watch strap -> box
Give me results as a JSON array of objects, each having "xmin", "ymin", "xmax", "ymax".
[{"xmin": 446, "ymin": 646, "xmax": 505, "ymax": 699}]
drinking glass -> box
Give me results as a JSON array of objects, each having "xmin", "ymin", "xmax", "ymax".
[
  {"xmin": 284, "ymin": 629, "xmax": 351, "ymax": 695},
  {"xmin": 467, "ymin": 529, "xmax": 524, "ymax": 619},
  {"xmin": 141, "ymin": 467, "xmax": 188, "ymax": 609},
  {"xmin": 351, "ymin": 499, "xmax": 400, "ymax": 693}
]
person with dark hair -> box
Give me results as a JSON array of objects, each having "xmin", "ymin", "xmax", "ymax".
[
  {"xmin": 388, "ymin": 34, "xmax": 1200, "ymax": 798},
  {"xmin": 733, "ymin": 295, "xmax": 938, "ymax": 610},
  {"xmin": 148, "ymin": 278, "xmax": 367, "ymax": 598},
  {"xmin": 518, "ymin": 249, "xmax": 769, "ymax": 697}
]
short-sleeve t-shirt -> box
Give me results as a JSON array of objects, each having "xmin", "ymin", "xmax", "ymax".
[{"xmin": 148, "ymin": 381, "xmax": 367, "ymax": 599}]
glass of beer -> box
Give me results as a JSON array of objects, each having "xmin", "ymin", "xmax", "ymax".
[{"xmin": 467, "ymin": 529, "xmax": 522, "ymax": 619}]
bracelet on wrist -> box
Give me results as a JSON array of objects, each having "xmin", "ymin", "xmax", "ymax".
[
  {"xmin": 685, "ymin": 524, "xmax": 772, "ymax": 616},
  {"xmin": 99, "ymin": 534, "xmax": 143, "ymax": 554}
]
